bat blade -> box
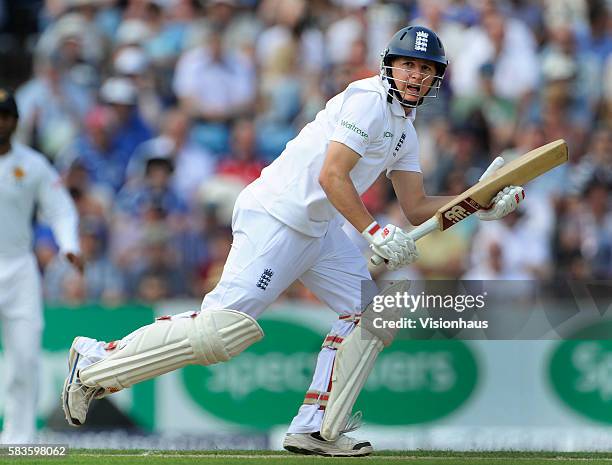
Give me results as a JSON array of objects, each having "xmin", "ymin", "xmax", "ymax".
[{"xmin": 437, "ymin": 139, "xmax": 568, "ymax": 230}]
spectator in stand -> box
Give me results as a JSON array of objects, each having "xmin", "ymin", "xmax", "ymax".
[
  {"xmin": 257, "ymin": 0, "xmax": 325, "ymax": 78},
  {"xmin": 539, "ymin": 23, "xmax": 601, "ymax": 131},
  {"xmin": 16, "ymin": 52, "xmax": 93, "ymax": 159},
  {"xmin": 36, "ymin": 10, "xmax": 106, "ymax": 74},
  {"xmin": 326, "ymin": 0, "xmax": 400, "ymax": 71},
  {"xmin": 62, "ymin": 161, "xmax": 113, "ymax": 228},
  {"xmin": 121, "ymin": 0, "xmax": 191, "ymax": 100},
  {"xmin": 99, "ymin": 76, "xmax": 153, "ymax": 180},
  {"xmin": 555, "ymin": 179, "xmax": 612, "ymax": 279},
  {"xmin": 44, "ymin": 217, "xmax": 125, "ymax": 304},
  {"xmin": 188, "ymin": 0, "xmax": 261, "ymax": 56},
  {"xmin": 144, "ymin": 0, "xmax": 200, "ymax": 101},
  {"xmin": 112, "ymin": 150, "xmax": 188, "ymax": 270},
  {"xmin": 463, "ymin": 241, "xmax": 525, "ymax": 280},
  {"xmin": 429, "ymin": 121, "xmax": 490, "ymax": 194},
  {"xmin": 507, "ymin": 0, "xmax": 545, "ymax": 39},
  {"xmin": 467, "ymin": 209, "xmax": 552, "ymax": 280},
  {"xmin": 217, "ymin": 118, "xmax": 264, "ymax": 185},
  {"xmin": 583, "ymin": 1, "xmax": 611, "ymax": 64},
  {"xmin": 173, "ymin": 26, "xmax": 256, "ymax": 155},
  {"xmin": 569, "ymin": 128, "xmax": 612, "ymax": 193},
  {"xmin": 129, "ymin": 108, "xmax": 216, "ymax": 205},
  {"xmin": 113, "ymin": 45, "xmax": 163, "ymax": 130},
  {"xmin": 452, "ymin": 62, "xmax": 517, "ymax": 153},
  {"xmin": 126, "ymin": 223, "xmax": 187, "ymax": 300},
  {"xmin": 55, "ymin": 105, "xmax": 128, "ymax": 195},
  {"xmin": 507, "ymin": 122, "xmax": 571, "ymax": 202},
  {"xmin": 115, "ymin": 151, "xmax": 187, "ymax": 223},
  {"xmin": 498, "ymin": 123, "xmax": 570, "ymax": 249},
  {"xmin": 328, "ymin": 37, "xmax": 378, "ymax": 98},
  {"xmin": 256, "ymin": 29, "xmax": 302, "ymax": 161},
  {"xmin": 538, "ymin": 75, "xmax": 582, "ymax": 155},
  {"xmin": 451, "ymin": 4, "xmax": 538, "ymax": 116}
]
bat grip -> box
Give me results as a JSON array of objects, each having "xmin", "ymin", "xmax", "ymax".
[
  {"xmin": 370, "ymin": 217, "xmax": 440, "ymax": 266},
  {"xmin": 407, "ymin": 216, "xmax": 441, "ymax": 241}
]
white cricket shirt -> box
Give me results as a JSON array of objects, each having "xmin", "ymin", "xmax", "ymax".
[
  {"xmin": 0, "ymin": 143, "xmax": 79, "ymax": 257},
  {"xmin": 248, "ymin": 76, "xmax": 421, "ymax": 237}
]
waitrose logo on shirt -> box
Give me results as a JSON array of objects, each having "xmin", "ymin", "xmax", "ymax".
[{"xmin": 341, "ymin": 120, "xmax": 369, "ymax": 140}]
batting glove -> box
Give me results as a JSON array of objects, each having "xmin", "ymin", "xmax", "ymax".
[
  {"xmin": 476, "ymin": 157, "xmax": 525, "ymax": 221},
  {"xmin": 362, "ymin": 222, "xmax": 418, "ymax": 270},
  {"xmin": 477, "ymin": 186, "xmax": 525, "ymax": 221}
]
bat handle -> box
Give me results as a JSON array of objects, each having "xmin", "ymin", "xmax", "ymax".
[
  {"xmin": 370, "ymin": 217, "xmax": 440, "ymax": 266},
  {"xmin": 407, "ymin": 216, "xmax": 441, "ymax": 241}
]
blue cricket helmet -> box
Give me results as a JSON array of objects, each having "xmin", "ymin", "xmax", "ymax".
[
  {"xmin": 381, "ymin": 25, "xmax": 448, "ymax": 75},
  {"xmin": 380, "ymin": 26, "xmax": 448, "ymax": 108}
]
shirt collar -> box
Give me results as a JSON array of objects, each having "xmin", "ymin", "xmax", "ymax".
[{"xmin": 392, "ymin": 98, "xmax": 417, "ymax": 121}]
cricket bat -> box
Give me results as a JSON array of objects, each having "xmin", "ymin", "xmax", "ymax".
[{"xmin": 372, "ymin": 139, "xmax": 569, "ymax": 265}]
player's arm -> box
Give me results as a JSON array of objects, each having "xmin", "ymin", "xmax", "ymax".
[
  {"xmin": 391, "ymin": 157, "xmax": 526, "ymax": 226},
  {"xmin": 319, "ymin": 141, "xmax": 374, "ymax": 233},
  {"xmin": 37, "ymin": 161, "xmax": 84, "ymax": 272},
  {"xmin": 389, "ymin": 170, "xmax": 455, "ymax": 225},
  {"xmin": 319, "ymin": 142, "xmax": 418, "ymax": 269}
]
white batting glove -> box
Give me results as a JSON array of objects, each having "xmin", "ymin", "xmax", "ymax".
[
  {"xmin": 477, "ymin": 186, "xmax": 525, "ymax": 221},
  {"xmin": 476, "ymin": 156, "xmax": 525, "ymax": 221},
  {"xmin": 362, "ymin": 222, "xmax": 418, "ymax": 270}
]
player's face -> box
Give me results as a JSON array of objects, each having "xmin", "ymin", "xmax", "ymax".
[
  {"xmin": 389, "ymin": 57, "xmax": 437, "ymax": 104},
  {"xmin": 0, "ymin": 112, "xmax": 17, "ymax": 146}
]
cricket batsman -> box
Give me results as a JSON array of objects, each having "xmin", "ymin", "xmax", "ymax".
[
  {"xmin": 0, "ymin": 88, "xmax": 83, "ymax": 444},
  {"xmin": 62, "ymin": 26, "xmax": 523, "ymax": 456}
]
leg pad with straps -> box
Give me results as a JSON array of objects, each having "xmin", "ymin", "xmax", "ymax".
[
  {"xmin": 320, "ymin": 281, "xmax": 409, "ymax": 441},
  {"xmin": 80, "ymin": 309, "xmax": 263, "ymax": 391}
]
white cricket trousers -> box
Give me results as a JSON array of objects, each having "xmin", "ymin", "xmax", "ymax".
[
  {"xmin": 201, "ymin": 188, "xmax": 374, "ymax": 433},
  {"xmin": 85, "ymin": 188, "xmax": 376, "ymax": 433},
  {"xmin": 0, "ymin": 254, "xmax": 43, "ymax": 444}
]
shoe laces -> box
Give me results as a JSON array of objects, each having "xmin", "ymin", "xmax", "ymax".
[
  {"xmin": 68, "ymin": 377, "xmax": 103, "ymax": 403},
  {"xmin": 341, "ymin": 411, "xmax": 363, "ymax": 434}
]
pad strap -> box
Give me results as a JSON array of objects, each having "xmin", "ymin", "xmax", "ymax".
[
  {"xmin": 321, "ymin": 334, "xmax": 344, "ymax": 350},
  {"xmin": 303, "ymin": 390, "xmax": 330, "ymax": 408},
  {"xmin": 339, "ymin": 313, "xmax": 361, "ymax": 324},
  {"xmin": 321, "ymin": 313, "xmax": 361, "ymax": 349}
]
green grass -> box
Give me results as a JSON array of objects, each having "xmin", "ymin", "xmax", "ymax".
[{"xmin": 5, "ymin": 450, "xmax": 612, "ymax": 465}]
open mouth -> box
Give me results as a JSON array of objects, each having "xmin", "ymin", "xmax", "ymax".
[{"xmin": 406, "ymin": 84, "xmax": 421, "ymax": 95}]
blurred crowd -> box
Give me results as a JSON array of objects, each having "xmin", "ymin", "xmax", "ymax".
[{"xmin": 0, "ymin": 0, "xmax": 610, "ymax": 305}]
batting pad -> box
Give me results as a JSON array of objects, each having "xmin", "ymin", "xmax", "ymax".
[
  {"xmin": 320, "ymin": 280, "xmax": 409, "ymax": 441},
  {"xmin": 79, "ymin": 309, "xmax": 263, "ymax": 391}
]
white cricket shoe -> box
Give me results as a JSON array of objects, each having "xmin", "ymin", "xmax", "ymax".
[
  {"xmin": 61, "ymin": 337, "xmax": 105, "ymax": 427},
  {"xmin": 283, "ymin": 432, "xmax": 373, "ymax": 457}
]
